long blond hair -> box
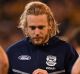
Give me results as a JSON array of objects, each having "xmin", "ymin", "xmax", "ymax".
[{"xmin": 19, "ymin": 1, "xmax": 59, "ymax": 38}]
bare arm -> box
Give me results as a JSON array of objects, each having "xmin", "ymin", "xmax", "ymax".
[
  {"xmin": 71, "ymin": 57, "xmax": 80, "ymax": 74},
  {"xmin": 0, "ymin": 46, "xmax": 9, "ymax": 74}
]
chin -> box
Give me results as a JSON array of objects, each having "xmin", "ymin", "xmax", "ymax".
[
  {"xmin": 33, "ymin": 41, "xmax": 43, "ymax": 45},
  {"xmin": 34, "ymin": 43, "xmax": 42, "ymax": 45}
]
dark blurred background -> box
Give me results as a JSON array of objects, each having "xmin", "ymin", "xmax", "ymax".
[{"xmin": 0, "ymin": 0, "xmax": 80, "ymax": 54}]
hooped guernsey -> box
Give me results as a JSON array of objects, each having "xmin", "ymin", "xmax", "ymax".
[{"xmin": 7, "ymin": 36, "xmax": 78, "ymax": 74}]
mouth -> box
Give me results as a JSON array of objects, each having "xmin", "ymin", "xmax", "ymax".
[
  {"xmin": 33, "ymin": 37, "xmax": 43, "ymax": 40},
  {"xmin": 33, "ymin": 37, "xmax": 42, "ymax": 39}
]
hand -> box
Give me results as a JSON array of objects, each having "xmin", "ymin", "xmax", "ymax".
[{"xmin": 32, "ymin": 68, "xmax": 48, "ymax": 74}]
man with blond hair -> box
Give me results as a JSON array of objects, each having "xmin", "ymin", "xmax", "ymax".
[{"xmin": 7, "ymin": 1, "xmax": 79, "ymax": 74}]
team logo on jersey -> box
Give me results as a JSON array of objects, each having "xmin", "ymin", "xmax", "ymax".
[
  {"xmin": 18, "ymin": 55, "xmax": 31, "ymax": 61},
  {"xmin": 46, "ymin": 55, "xmax": 57, "ymax": 66}
]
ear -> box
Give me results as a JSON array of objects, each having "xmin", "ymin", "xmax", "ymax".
[{"xmin": 48, "ymin": 25, "xmax": 52, "ymax": 36}]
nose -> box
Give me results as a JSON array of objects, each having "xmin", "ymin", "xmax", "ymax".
[{"xmin": 34, "ymin": 28, "xmax": 40, "ymax": 35}]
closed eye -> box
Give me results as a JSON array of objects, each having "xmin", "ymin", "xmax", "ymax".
[
  {"xmin": 29, "ymin": 25, "xmax": 45, "ymax": 30},
  {"xmin": 29, "ymin": 26, "xmax": 36, "ymax": 30},
  {"xmin": 38, "ymin": 26, "xmax": 45, "ymax": 29}
]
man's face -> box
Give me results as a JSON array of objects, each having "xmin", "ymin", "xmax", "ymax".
[{"xmin": 27, "ymin": 14, "xmax": 50, "ymax": 45}]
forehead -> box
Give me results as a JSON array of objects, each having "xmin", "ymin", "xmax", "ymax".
[{"xmin": 27, "ymin": 14, "xmax": 48, "ymax": 26}]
